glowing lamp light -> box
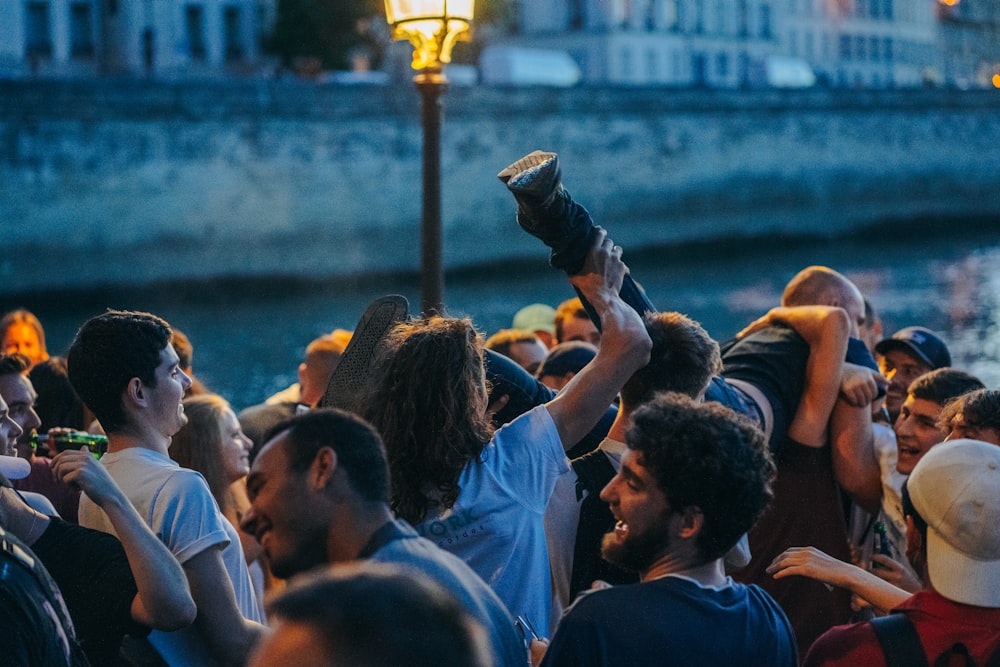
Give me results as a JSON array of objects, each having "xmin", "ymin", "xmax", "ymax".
[
  {"xmin": 992, "ymin": 73, "xmax": 1000, "ymax": 89},
  {"xmin": 938, "ymin": 0, "xmax": 960, "ymax": 6},
  {"xmin": 384, "ymin": 0, "xmax": 475, "ymax": 78}
]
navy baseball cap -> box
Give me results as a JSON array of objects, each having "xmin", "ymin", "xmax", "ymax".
[{"xmin": 875, "ymin": 326, "xmax": 951, "ymax": 370}]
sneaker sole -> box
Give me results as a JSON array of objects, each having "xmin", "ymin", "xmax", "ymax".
[
  {"xmin": 497, "ymin": 150, "xmax": 558, "ymax": 196},
  {"xmin": 318, "ymin": 295, "xmax": 409, "ymax": 413}
]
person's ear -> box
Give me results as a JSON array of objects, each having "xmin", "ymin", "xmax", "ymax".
[
  {"xmin": 310, "ymin": 447, "xmax": 338, "ymax": 491},
  {"xmin": 126, "ymin": 377, "xmax": 145, "ymax": 407},
  {"xmin": 677, "ymin": 506, "xmax": 704, "ymax": 540}
]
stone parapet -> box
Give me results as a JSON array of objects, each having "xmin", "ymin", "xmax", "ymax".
[{"xmin": 2, "ymin": 80, "xmax": 999, "ymax": 294}]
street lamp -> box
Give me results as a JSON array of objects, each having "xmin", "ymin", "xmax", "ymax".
[{"xmin": 384, "ymin": 0, "xmax": 474, "ymax": 315}]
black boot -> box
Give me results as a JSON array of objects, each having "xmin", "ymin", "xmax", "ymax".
[{"xmin": 498, "ymin": 150, "xmax": 598, "ymax": 275}]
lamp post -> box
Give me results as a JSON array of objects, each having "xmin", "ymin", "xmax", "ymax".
[{"xmin": 384, "ymin": 0, "xmax": 474, "ymax": 316}]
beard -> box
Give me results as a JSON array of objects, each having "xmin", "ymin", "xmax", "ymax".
[{"xmin": 601, "ymin": 518, "xmax": 672, "ymax": 574}]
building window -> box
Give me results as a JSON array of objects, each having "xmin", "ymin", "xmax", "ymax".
[
  {"xmin": 737, "ymin": 0, "xmax": 748, "ymax": 37},
  {"xmin": 760, "ymin": 3, "xmax": 772, "ymax": 40},
  {"xmin": 25, "ymin": 1, "xmax": 52, "ymax": 57},
  {"xmin": 70, "ymin": 3, "xmax": 95, "ymax": 58},
  {"xmin": 647, "ymin": 48, "xmax": 658, "ymax": 78},
  {"xmin": 106, "ymin": 0, "xmax": 117, "ymax": 15},
  {"xmin": 569, "ymin": 0, "xmax": 584, "ymax": 30},
  {"xmin": 715, "ymin": 51, "xmax": 728, "ymax": 78},
  {"xmin": 185, "ymin": 4, "xmax": 206, "ymax": 60},
  {"xmin": 839, "ymin": 35, "xmax": 850, "ymax": 60},
  {"xmin": 224, "ymin": 6, "xmax": 243, "ymax": 60}
]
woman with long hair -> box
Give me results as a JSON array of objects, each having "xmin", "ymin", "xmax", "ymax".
[
  {"xmin": 359, "ymin": 230, "xmax": 651, "ymax": 634},
  {"xmin": 170, "ymin": 393, "xmax": 270, "ymax": 614},
  {"xmin": 1, "ymin": 309, "xmax": 50, "ymax": 369},
  {"xmin": 365, "ymin": 317, "xmax": 492, "ymax": 525}
]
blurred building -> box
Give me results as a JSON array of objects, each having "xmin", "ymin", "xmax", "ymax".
[
  {"xmin": 0, "ymin": 0, "xmax": 276, "ymax": 78},
  {"xmin": 937, "ymin": 0, "xmax": 1000, "ymax": 88},
  {"xmin": 510, "ymin": 0, "xmax": 986, "ymax": 88}
]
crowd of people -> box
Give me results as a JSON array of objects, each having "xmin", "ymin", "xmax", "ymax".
[{"xmin": 2, "ymin": 150, "xmax": 999, "ymax": 666}]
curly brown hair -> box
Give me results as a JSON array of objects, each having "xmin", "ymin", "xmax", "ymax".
[{"xmin": 362, "ymin": 317, "xmax": 493, "ymax": 525}]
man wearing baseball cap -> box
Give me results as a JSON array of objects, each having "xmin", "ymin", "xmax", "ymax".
[
  {"xmin": 803, "ymin": 439, "xmax": 1000, "ymax": 666},
  {"xmin": 875, "ymin": 326, "xmax": 952, "ymax": 423}
]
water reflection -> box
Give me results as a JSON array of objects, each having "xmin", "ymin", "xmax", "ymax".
[{"xmin": 6, "ymin": 230, "xmax": 1000, "ymax": 411}]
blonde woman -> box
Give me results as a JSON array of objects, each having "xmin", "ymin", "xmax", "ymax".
[{"xmin": 170, "ymin": 394, "xmax": 271, "ymax": 613}]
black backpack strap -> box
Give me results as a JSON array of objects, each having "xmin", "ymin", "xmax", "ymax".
[
  {"xmin": 871, "ymin": 613, "xmax": 929, "ymax": 667},
  {"xmin": 568, "ymin": 450, "xmax": 637, "ymax": 600}
]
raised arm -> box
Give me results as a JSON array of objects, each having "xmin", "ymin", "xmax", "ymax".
[
  {"xmin": 766, "ymin": 546, "xmax": 910, "ymax": 614},
  {"xmin": 544, "ymin": 228, "xmax": 651, "ymax": 450},
  {"xmin": 51, "ymin": 448, "xmax": 197, "ymax": 631},
  {"xmin": 751, "ymin": 306, "xmax": 850, "ymax": 448}
]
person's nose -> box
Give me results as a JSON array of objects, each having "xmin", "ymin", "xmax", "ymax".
[
  {"xmin": 25, "ymin": 407, "xmax": 42, "ymax": 433},
  {"xmin": 599, "ymin": 476, "xmax": 618, "ymax": 504},
  {"xmin": 3, "ymin": 415, "xmax": 24, "ymax": 443}
]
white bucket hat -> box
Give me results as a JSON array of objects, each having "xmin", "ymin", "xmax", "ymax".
[{"xmin": 907, "ymin": 439, "xmax": 1000, "ymax": 607}]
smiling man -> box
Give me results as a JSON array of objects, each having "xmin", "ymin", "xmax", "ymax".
[
  {"xmin": 69, "ymin": 310, "xmax": 265, "ymax": 666},
  {"xmin": 239, "ymin": 408, "xmax": 526, "ymax": 667},
  {"xmin": 859, "ymin": 367, "xmax": 985, "ymax": 594},
  {"xmin": 536, "ymin": 393, "xmax": 796, "ymax": 667},
  {"xmin": 875, "ymin": 327, "xmax": 952, "ymax": 424}
]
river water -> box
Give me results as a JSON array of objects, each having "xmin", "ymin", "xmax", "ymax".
[{"xmin": 7, "ymin": 224, "xmax": 1000, "ymax": 412}]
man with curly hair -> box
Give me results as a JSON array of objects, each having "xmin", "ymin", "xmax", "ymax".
[{"xmin": 536, "ymin": 392, "xmax": 796, "ymax": 666}]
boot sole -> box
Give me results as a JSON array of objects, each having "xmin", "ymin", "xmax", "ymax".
[{"xmin": 318, "ymin": 295, "xmax": 409, "ymax": 413}]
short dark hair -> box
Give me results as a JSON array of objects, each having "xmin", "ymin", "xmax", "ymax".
[
  {"xmin": 620, "ymin": 312, "xmax": 721, "ymax": 407},
  {"xmin": 67, "ymin": 310, "xmax": 172, "ymax": 433},
  {"xmin": 273, "ymin": 408, "xmax": 391, "ymax": 504},
  {"xmin": 0, "ymin": 353, "xmax": 31, "ymax": 377},
  {"xmin": 266, "ymin": 562, "xmax": 489, "ymax": 667},
  {"xmin": 908, "ymin": 368, "xmax": 984, "ymax": 406},
  {"xmin": 626, "ymin": 392, "xmax": 775, "ymax": 562}
]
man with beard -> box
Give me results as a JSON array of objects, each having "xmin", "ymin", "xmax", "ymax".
[{"xmin": 535, "ymin": 393, "xmax": 797, "ymax": 667}]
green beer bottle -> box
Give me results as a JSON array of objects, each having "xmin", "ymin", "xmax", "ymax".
[{"xmin": 31, "ymin": 432, "xmax": 109, "ymax": 459}]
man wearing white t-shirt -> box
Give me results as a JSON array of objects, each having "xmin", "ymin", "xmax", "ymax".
[{"xmin": 69, "ymin": 310, "xmax": 265, "ymax": 666}]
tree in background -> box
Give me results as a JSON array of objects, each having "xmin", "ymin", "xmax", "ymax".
[{"xmin": 265, "ymin": 0, "xmax": 381, "ymax": 73}]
